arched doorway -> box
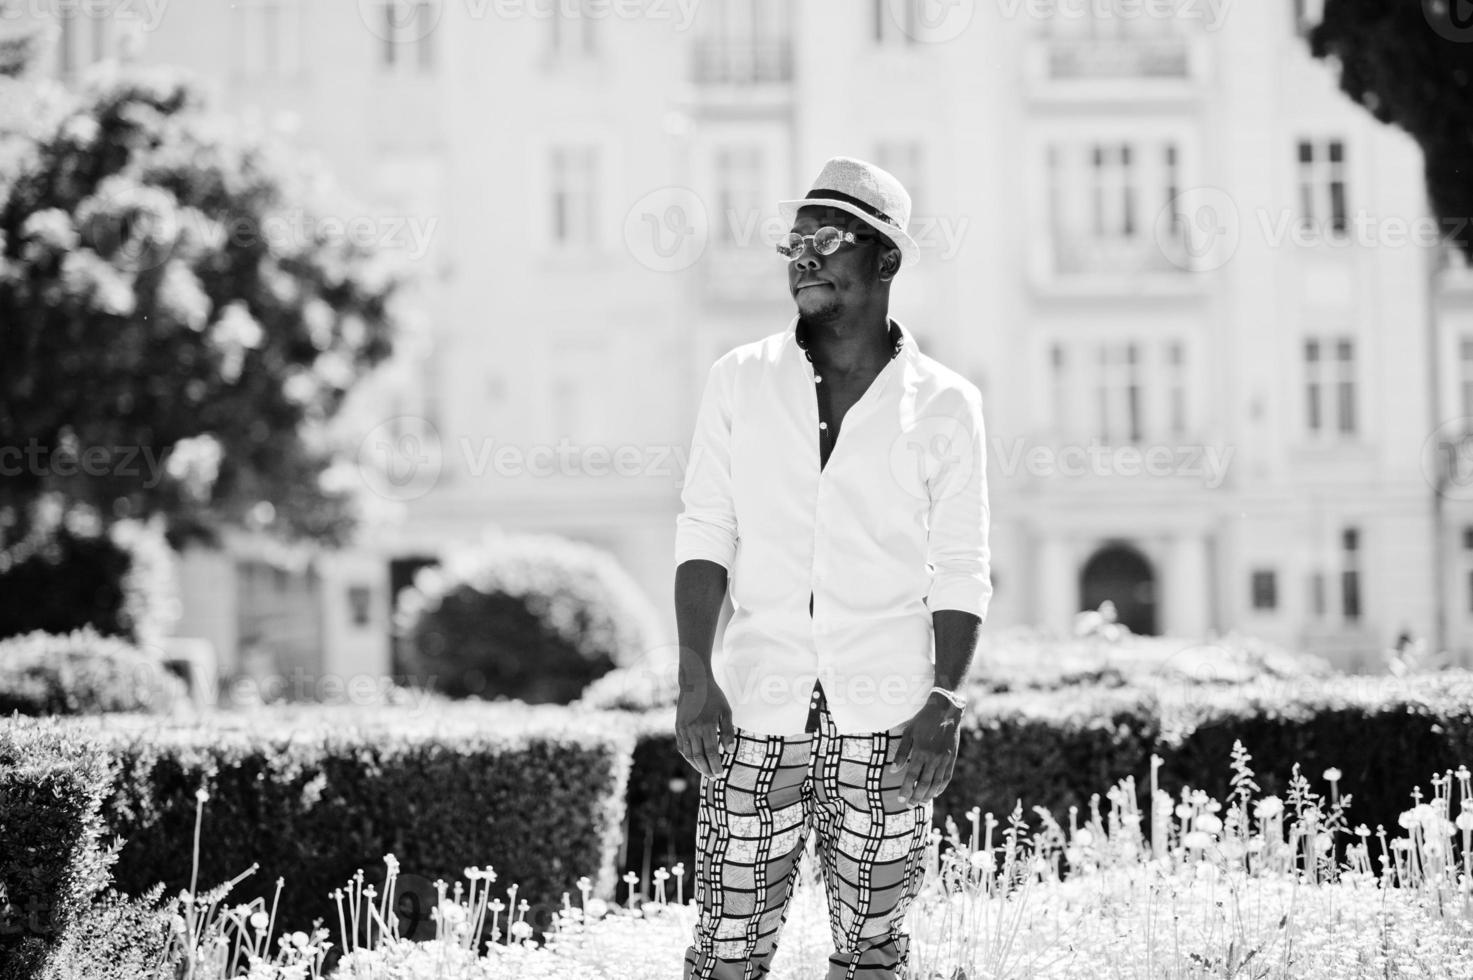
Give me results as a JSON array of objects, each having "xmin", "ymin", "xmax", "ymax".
[{"xmin": 1080, "ymin": 542, "xmax": 1158, "ymax": 636}]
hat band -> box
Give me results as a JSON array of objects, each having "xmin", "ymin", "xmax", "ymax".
[{"xmin": 802, "ymin": 188, "xmax": 902, "ymax": 230}]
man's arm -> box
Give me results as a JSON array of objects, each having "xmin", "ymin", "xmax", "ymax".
[
  {"xmin": 673, "ymin": 357, "xmax": 739, "ymax": 778},
  {"xmin": 894, "ymin": 388, "xmax": 993, "ymax": 804}
]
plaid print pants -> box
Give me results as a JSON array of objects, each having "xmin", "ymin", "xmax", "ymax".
[{"xmin": 682, "ymin": 680, "xmax": 934, "ymax": 980}]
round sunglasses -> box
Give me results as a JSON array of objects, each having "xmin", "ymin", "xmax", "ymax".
[{"xmin": 775, "ymin": 226, "xmax": 873, "ymax": 262}]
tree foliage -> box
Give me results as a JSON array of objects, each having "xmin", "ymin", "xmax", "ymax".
[
  {"xmin": 0, "ymin": 64, "xmax": 404, "ymax": 547},
  {"xmin": 1310, "ymin": 0, "xmax": 1473, "ymax": 260}
]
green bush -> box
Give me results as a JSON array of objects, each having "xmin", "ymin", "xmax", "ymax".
[
  {"xmin": 396, "ymin": 529, "xmax": 663, "ymax": 704},
  {"xmin": 0, "ymin": 499, "xmax": 179, "ymax": 648},
  {"xmin": 0, "ymin": 628, "xmax": 188, "ymax": 716},
  {"xmin": 0, "ymin": 721, "xmax": 122, "ymax": 979},
  {"xmin": 59, "ymin": 702, "xmax": 638, "ymax": 961}
]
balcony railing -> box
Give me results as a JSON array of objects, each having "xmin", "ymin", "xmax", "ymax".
[
  {"xmin": 691, "ymin": 39, "xmax": 792, "ymax": 86},
  {"xmin": 1046, "ymin": 36, "xmax": 1191, "ymax": 80},
  {"xmin": 1053, "ymin": 233, "xmax": 1191, "ymax": 277}
]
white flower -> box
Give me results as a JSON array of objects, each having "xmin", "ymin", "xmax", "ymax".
[
  {"xmin": 1073, "ymin": 828, "xmax": 1095, "ymax": 848},
  {"xmin": 1254, "ymin": 797, "xmax": 1283, "ymax": 819},
  {"xmin": 1323, "ymin": 768, "xmax": 1342, "ymax": 783},
  {"xmin": 1195, "ymin": 814, "xmax": 1223, "ymax": 835},
  {"xmin": 510, "ymin": 920, "xmax": 534, "ymax": 939},
  {"xmin": 249, "ymin": 911, "xmax": 270, "ymax": 931},
  {"xmin": 584, "ymin": 898, "xmax": 609, "ymax": 919}
]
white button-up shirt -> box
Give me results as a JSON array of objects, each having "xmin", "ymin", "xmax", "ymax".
[{"xmin": 675, "ymin": 316, "xmax": 993, "ymax": 736}]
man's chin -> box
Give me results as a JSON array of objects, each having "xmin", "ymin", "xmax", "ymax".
[{"xmin": 795, "ymin": 291, "xmax": 841, "ymax": 322}]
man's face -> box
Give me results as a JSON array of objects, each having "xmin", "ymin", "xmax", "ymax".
[{"xmin": 786, "ymin": 205, "xmax": 898, "ymax": 325}]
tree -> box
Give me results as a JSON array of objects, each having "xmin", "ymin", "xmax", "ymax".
[
  {"xmin": 1310, "ymin": 0, "xmax": 1473, "ymax": 261},
  {"xmin": 0, "ymin": 63, "xmax": 405, "ymax": 548}
]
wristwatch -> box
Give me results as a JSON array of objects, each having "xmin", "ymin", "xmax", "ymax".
[{"xmin": 929, "ymin": 686, "xmax": 967, "ymax": 711}]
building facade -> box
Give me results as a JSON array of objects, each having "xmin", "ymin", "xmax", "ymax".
[{"xmin": 21, "ymin": 0, "xmax": 1471, "ymax": 681}]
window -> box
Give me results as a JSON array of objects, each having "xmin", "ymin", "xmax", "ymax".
[
  {"xmin": 694, "ymin": 0, "xmax": 790, "ymax": 83},
  {"xmin": 1250, "ymin": 569, "xmax": 1277, "ymax": 611},
  {"xmin": 377, "ymin": 0, "xmax": 437, "ymax": 72},
  {"xmin": 1049, "ymin": 343, "xmax": 1068, "ymax": 431},
  {"xmin": 1309, "ymin": 571, "xmax": 1325, "ymax": 618},
  {"xmin": 548, "ymin": 144, "xmax": 600, "ymax": 250},
  {"xmin": 1047, "ymin": 139, "xmax": 1185, "ymax": 275},
  {"xmin": 239, "ymin": 0, "xmax": 302, "ymax": 78},
  {"xmin": 1341, "ymin": 526, "xmax": 1361, "ymax": 622},
  {"xmin": 1165, "ymin": 341, "xmax": 1186, "ymax": 436},
  {"xmin": 1096, "ymin": 341, "xmax": 1143, "ymax": 444},
  {"xmin": 1465, "ymin": 526, "xmax": 1473, "ymax": 614},
  {"xmin": 1304, "ymin": 336, "xmax": 1356, "ymax": 437},
  {"xmin": 348, "ymin": 586, "xmax": 373, "ymax": 627},
  {"xmin": 1297, "ymin": 139, "xmax": 1348, "ymax": 238},
  {"xmin": 713, "ymin": 145, "xmax": 764, "ymax": 248},
  {"xmin": 56, "ymin": 10, "xmax": 110, "ymax": 77},
  {"xmin": 875, "ymin": 0, "xmax": 917, "ymax": 45},
  {"xmin": 1459, "ymin": 337, "xmax": 1473, "ymax": 427},
  {"xmin": 549, "ymin": 0, "xmax": 597, "ymax": 61}
]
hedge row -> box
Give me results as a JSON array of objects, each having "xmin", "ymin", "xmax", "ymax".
[
  {"xmin": 9, "ymin": 673, "xmax": 1473, "ymax": 976},
  {"xmin": 615, "ymin": 673, "xmax": 1473, "ymax": 887},
  {"xmin": 1, "ymin": 703, "xmax": 637, "ymax": 978}
]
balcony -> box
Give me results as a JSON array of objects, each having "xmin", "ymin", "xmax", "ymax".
[
  {"xmin": 690, "ymin": 39, "xmax": 792, "ymax": 87},
  {"xmin": 1048, "ymin": 36, "xmax": 1191, "ymax": 80},
  {"xmin": 1025, "ymin": 33, "xmax": 1206, "ymax": 103}
]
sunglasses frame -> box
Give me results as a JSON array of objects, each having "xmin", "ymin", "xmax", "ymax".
[{"xmin": 775, "ymin": 226, "xmax": 871, "ymax": 261}]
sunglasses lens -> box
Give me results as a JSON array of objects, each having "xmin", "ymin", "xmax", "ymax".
[
  {"xmin": 776, "ymin": 232, "xmax": 803, "ymax": 259},
  {"xmin": 813, "ymin": 227, "xmax": 841, "ymax": 254}
]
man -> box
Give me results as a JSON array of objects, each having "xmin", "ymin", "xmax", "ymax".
[{"xmin": 673, "ymin": 156, "xmax": 993, "ymax": 980}]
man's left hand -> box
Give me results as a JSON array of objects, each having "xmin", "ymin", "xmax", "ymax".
[{"xmin": 890, "ymin": 694, "xmax": 963, "ymax": 806}]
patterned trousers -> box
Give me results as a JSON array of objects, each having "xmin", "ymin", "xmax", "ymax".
[{"xmin": 682, "ymin": 680, "xmax": 934, "ymax": 980}]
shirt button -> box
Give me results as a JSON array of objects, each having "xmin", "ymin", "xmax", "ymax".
[
  {"xmin": 815, "ymin": 375, "xmax": 822, "ymax": 383},
  {"xmin": 819, "ymin": 422, "xmax": 828, "ymax": 430}
]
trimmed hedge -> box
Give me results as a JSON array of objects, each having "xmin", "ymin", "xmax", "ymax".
[
  {"xmin": 0, "ymin": 628, "xmax": 188, "ymax": 716},
  {"xmin": 396, "ymin": 530, "xmax": 664, "ymax": 704},
  {"xmin": 101, "ymin": 704, "xmax": 630, "ymax": 950},
  {"xmin": 0, "ymin": 722, "xmax": 141, "ymax": 979},
  {"xmin": 609, "ymin": 674, "xmax": 1473, "ymax": 886}
]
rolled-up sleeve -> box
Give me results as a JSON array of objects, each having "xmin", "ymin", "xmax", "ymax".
[
  {"xmin": 675, "ymin": 355, "xmax": 738, "ymax": 570},
  {"xmin": 923, "ymin": 388, "xmax": 993, "ymax": 621}
]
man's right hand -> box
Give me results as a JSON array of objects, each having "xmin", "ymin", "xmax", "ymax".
[{"xmin": 674, "ymin": 657, "xmax": 734, "ymax": 779}]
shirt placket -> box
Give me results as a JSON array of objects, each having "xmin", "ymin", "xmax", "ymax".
[{"xmin": 793, "ymin": 320, "xmax": 906, "ymax": 714}]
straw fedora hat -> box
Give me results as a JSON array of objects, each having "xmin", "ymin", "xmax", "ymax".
[{"xmin": 777, "ymin": 156, "xmax": 921, "ymax": 270}]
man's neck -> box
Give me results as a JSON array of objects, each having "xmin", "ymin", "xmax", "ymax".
[{"xmin": 801, "ymin": 313, "xmax": 891, "ymax": 377}]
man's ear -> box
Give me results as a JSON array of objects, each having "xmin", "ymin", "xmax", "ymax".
[{"xmin": 878, "ymin": 248, "xmax": 901, "ymax": 282}]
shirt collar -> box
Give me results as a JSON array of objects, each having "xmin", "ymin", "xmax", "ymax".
[{"xmin": 788, "ymin": 316, "xmax": 915, "ymax": 365}]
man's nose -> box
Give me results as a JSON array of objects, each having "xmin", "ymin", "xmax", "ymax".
[{"xmin": 793, "ymin": 248, "xmax": 821, "ymax": 273}]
